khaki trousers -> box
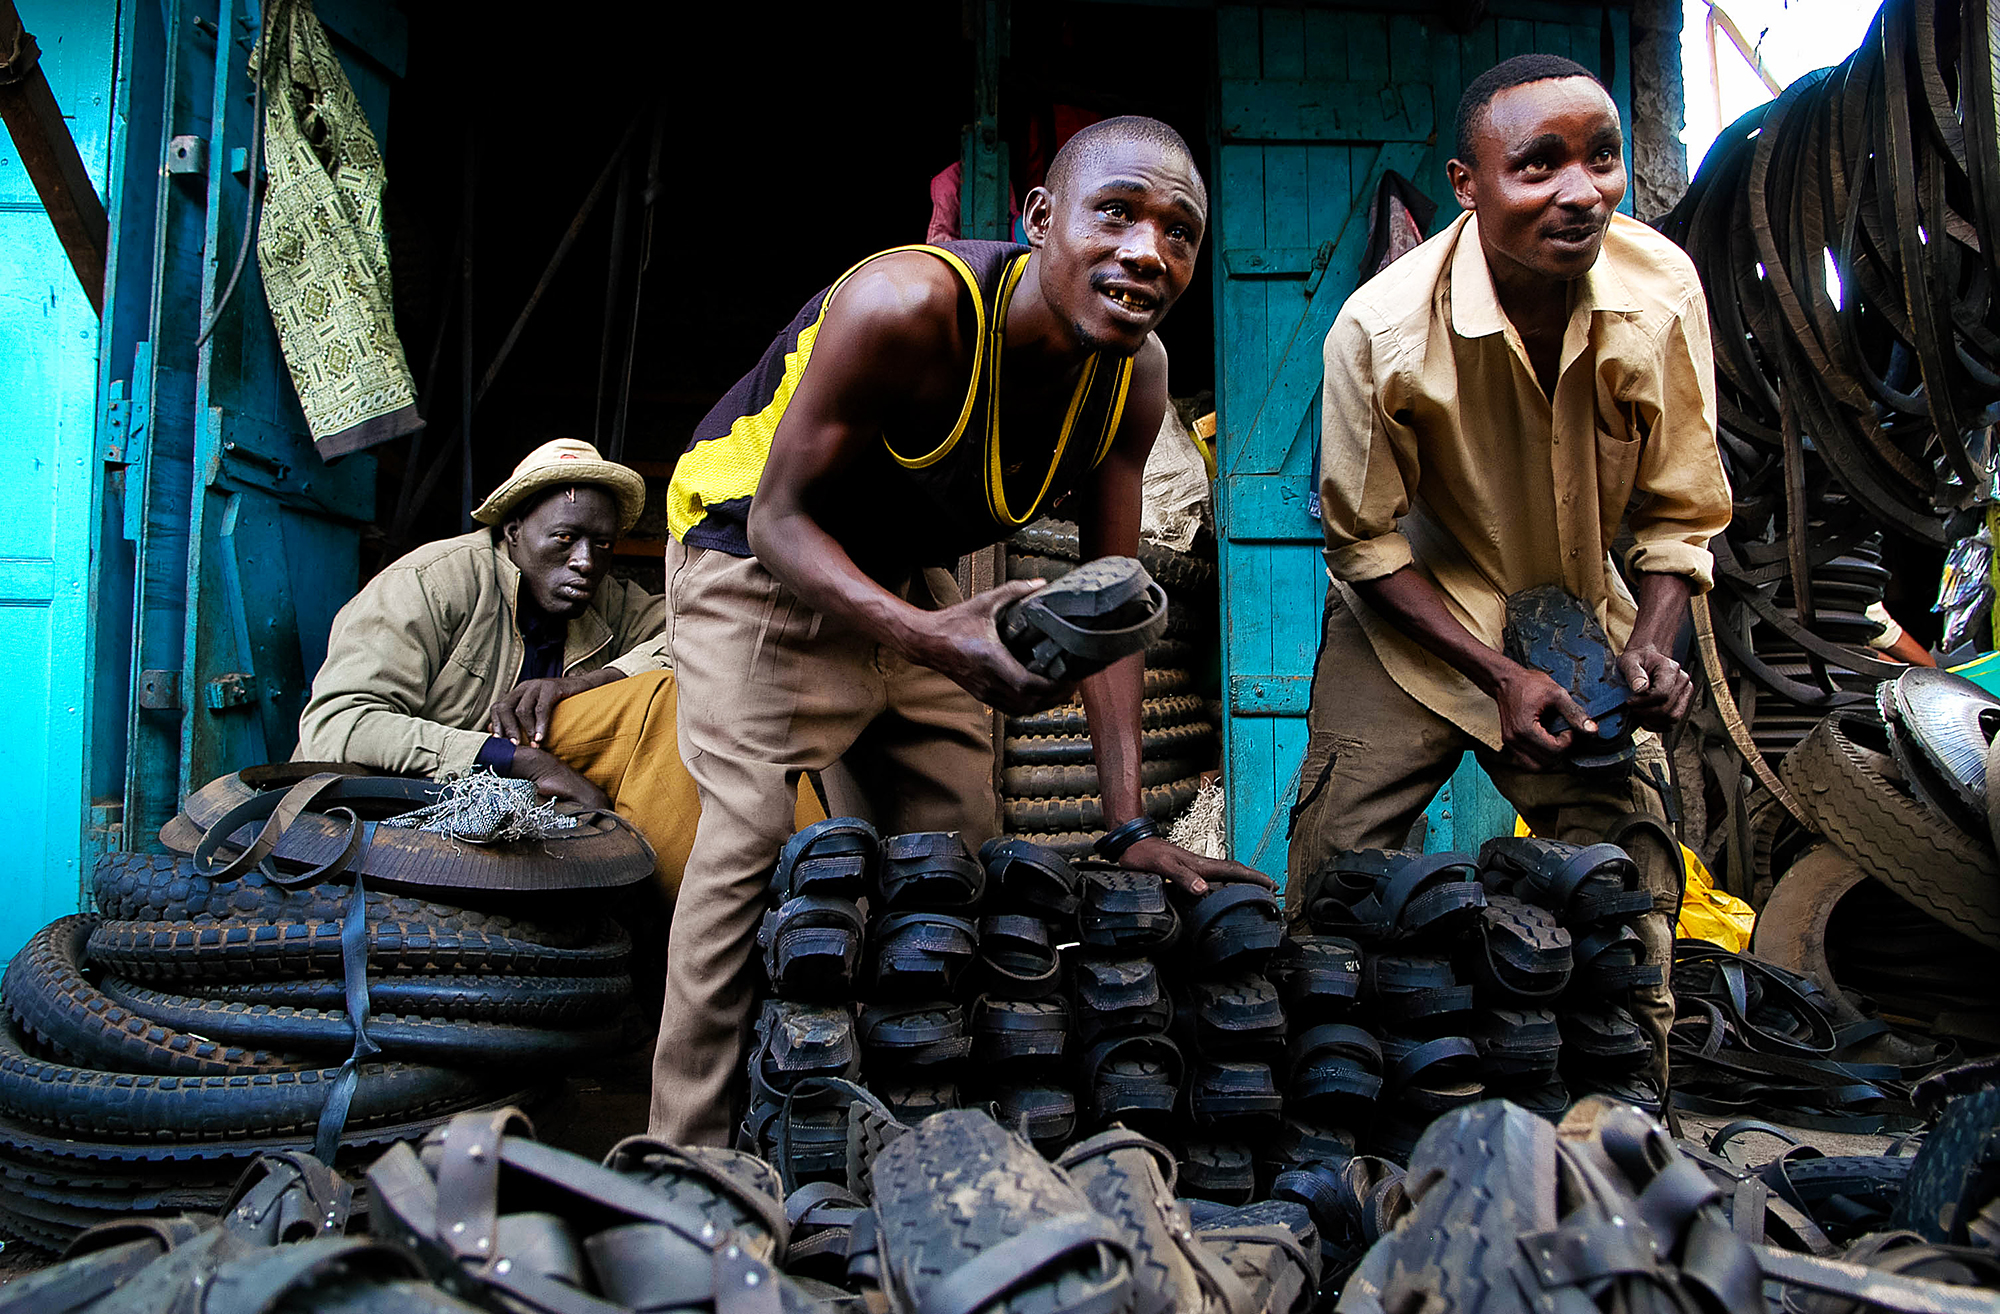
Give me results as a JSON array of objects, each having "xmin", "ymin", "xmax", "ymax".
[
  {"xmin": 1286, "ymin": 588, "xmax": 1683, "ymax": 1091},
  {"xmin": 649, "ymin": 542, "xmax": 998, "ymax": 1145},
  {"xmin": 543, "ymin": 670, "xmax": 821, "ymax": 901}
]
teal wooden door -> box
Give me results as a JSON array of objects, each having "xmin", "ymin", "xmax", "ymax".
[{"xmin": 1211, "ymin": 4, "xmax": 1632, "ymax": 878}]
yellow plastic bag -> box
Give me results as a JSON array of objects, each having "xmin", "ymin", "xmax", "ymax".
[{"xmin": 1511, "ymin": 817, "xmax": 1754, "ymax": 951}]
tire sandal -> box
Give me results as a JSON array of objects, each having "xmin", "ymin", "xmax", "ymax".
[
  {"xmin": 1055, "ymin": 1128, "xmax": 1253, "ymax": 1314},
  {"xmin": 781, "ymin": 1180, "xmax": 866, "ymax": 1283},
  {"xmin": 748, "ymin": 1000, "xmax": 861, "ymax": 1103},
  {"xmin": 1175, "ymin": 974, "xmax": 1288, "ymax": 1062},
  {"xmin": 868, "ymin": 912, "xmax": 978, "ymax": 996},
  {"xmin": 1070, "ymin": 955, "xmax": 1171, "ymax": 1044},
  {"xmin": 1270, "ymin": 1154, "xmax": 1407, "ymax": 1286},
  {"xmin": 1079, "ymin": 868, "xmax": 1181, "ymax": 951},
  {"xmin": 975, "ymin": 915, "xmax": 1062, "ymax": 1000},
  {"xmin": 1284, "ymin": 1023, "xmax": 1384, "ymax": 1121},
  {"xmin": 369, "ymin": 1106, "xmax": 814, "ymax": 1313},
  {"xmin": 1460, "ymin": 895, "xmax": 1573, "ymax": 1003},
  {"xmin": 600, "ymin": 1136, "xmax": 791, "ymax": 1263},
  {"xmin": 998, "ymin": 555, "xmax": 1171, "ymax": 683},
  {"xmin": 1467, "ymin": 1006, "xmax": 1561, "ymax": 1084},
  {"xmin": 758, "ymin": 894, "xmax": 865, "ymax": 999},
  {"xmin": 1302, "ymin": 849, "xmax": 1486, "ymax": 945},
  {"xmin": 1895, "ymin": 1086, "xmax": 2000, "ymax": 1246},
  {"xmin": 1556, "ymin": 1004, "xmax": 1653, "ymax": 1071},
  {"xmin": 990, "ymin": 1082, "xmax": 1078, "ymax": 1157},
  {"xmin": 858, "ymin": 1001, "xmax": 972, "ymax": 1067},
  {"xmin": 1184, "ymin": 1060, "xmax": 1284, "ymax": 1134},
  {"xmin": 1568, "ymin": 923, "xmax": 1665, "ymax": 995},
  {"xmin": 744, "ymin": 1076, "xmax": 909, "ymax": 1200},
  {"xmin": 979, "ymin": 838, "xmax": 1082, "ymax": 921},
  {"xmin": 971, "ymin": 996, "xmax": 1070, "ymax": 1067},
  {"xmin": 1177, "ymin": 1141, "xmax": 1256, "ymax": 1206},
  {"xmin": 1476, "ymin": 836, "xmax": 1653, "ymax": 928},
  {"xmin": 875, "ymin": 1078, "xmax": 958, "ymax": 1124},
  {"xmin": 876, "ymin": 832, "xmax": 985, "ymax": 911},
  {"xmin": 1173, "ymin": 884, "xmax": 1284, "ymax": 978},
  {"xmin": 1265, "ymin": 1119, "xmax": 1358, "ymax": 1182},
  {"xmin": 1077, "ymin": 1033, "xmax": 1185, "ymax": 1126},
  {"xmin": 1361, "ymin": 953, "xmax": 1475, "ymax": 1030},
  {"xmin": 862, "ymin": 1109, "xmax": 1133, "ymax": 1314},
  {"xmin": 1379, "ymin": 1035, "xmax": 1485, "ymax": 1118},
  {"xmin": 774, "ymin": 817, "xmax": 880, "ymax": 902},
  {"xmin": 1191, "ymin": 1206, "xmax": 1322, "ymax": 1314},
  {"xmin": 1266, "ymin": 935, "xmax": 1362, "ymax": 1023}
]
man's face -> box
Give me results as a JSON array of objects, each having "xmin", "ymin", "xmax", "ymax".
[
  {"xmin": 1027, "ymin": 141, "xmax": 1206, "ymax": 356},
  {"xmin": 502, "ymin": 484, "xmax": 620, "ymax": 619},
  {"xmin": 1451, "ymin": 77, "xmax": 1627, "ymax": 286}
]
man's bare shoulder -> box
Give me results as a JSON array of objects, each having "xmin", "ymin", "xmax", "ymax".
[{"xmin": 823, "ymin": 251, "xmax": 965, "ymax": 358}]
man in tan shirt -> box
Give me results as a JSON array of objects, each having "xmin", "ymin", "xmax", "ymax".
[{"xmin": 1288, "ymin": 55, "xmax": 1732, "ymax": 1103}]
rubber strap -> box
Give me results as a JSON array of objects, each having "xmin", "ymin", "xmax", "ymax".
[
  {"xmin": 1539, "ymin": 842, "xmax": 1639, "ymax": 910},
  {"xmin": 313, "ymin": 838, "xmax": 380, "ymax": 1165},
  {"xmin": 198, "ymin": 1238, "xmax": 427, "ymax": 1314},
  {"xmin": 1355, "ymin": 852, "xmax": 1478, "ymax": 933},
  {"xmin": 192, "ymin": 772, "xmax": 362, "ymax": 885},
  {"xmin": 1182, "ymin": 883, "xmax": 1275, "ymax": 944},
  {"xmin": 1013, "ymin": 580, "xmax": 1170, "ymax": 663},
  {"xmin": 1291, "ymin": 1023, "xmax": 1383, "ymax": 1069},
  {"xmin": 1055, "ymin": 1127, "xmax": 1182, "ymax": 1195},
  {"xmin": 1384, "ymin": 1036, "xmax": 1479, "ymax": 1092},
  {"xmin": 1753, "ymin": 1244, "xmax": 2000, "ymax": 1314},
  {"xmin": 911, "ymin": 1211, "xmax": 1125, "ymax": 1314},
  {"xmin": 432, "ymin": 1107, "xmax": 536, "ymax": 1264}
]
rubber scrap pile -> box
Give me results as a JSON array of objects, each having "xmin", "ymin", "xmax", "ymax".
[
  {"xmin": 1000, "ymin": 516, "xmax": 1221, "ymax": 856},
  {"xmin": 0, "ymin": 768, "xmax": 646, "ymax": 1251},
  {"xmin": 11, "ymin": 1078, "xmax": 2000, "ymax": 1311},
  {"xmin": 1659, "ymin": 0, "xmax": 2000, "ymax": 898}
]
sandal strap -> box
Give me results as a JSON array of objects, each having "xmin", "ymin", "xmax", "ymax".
[
  {"xmin": 1290, "ymin": 1023, "xmax": 1382, "ymax": 1068},
  {"xmin": 910, "ymin": 1210, "xmax": 1127, "ymax": 1314},
  {"xmin": 1354, "ymin": 852, "xmax": 1478, "ymax": 930},
  {"xmin": 1384, "ymin": 1036, "xmax": 1479, "ymax": 1091},
  {"xmin": 1539, "ymin": 842, "xmax": 1638, "ymax": 910}
]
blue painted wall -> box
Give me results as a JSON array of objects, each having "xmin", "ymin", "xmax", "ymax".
[{"xmin": 0, "ymin": 1, "xmax": 118, "ymax": 954}]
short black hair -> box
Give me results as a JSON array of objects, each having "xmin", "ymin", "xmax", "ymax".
[
  {"xmin": 1453, "ymin": 54, "xmax": 1607, "ymax": 166},
  {"xmin": 1045, "ymin": 115, "xmax": 1208, "ymax": 217}
]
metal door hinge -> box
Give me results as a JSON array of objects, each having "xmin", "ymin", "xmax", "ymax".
[
  {"xmin": 167, "ymin": 135, "xmax": 208, "ymax": 176},
  {"xmin": 138, "ymin": 669, "xmax": 181, "ymax": 710},
  {"xmin": 205, "ymin": 671, "xmax": 260, "ymax": 710}
]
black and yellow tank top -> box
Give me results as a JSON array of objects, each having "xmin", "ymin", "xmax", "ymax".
[{"xmin": 666, "ymin": 240, "xmax": 1134, "ymax": 566}]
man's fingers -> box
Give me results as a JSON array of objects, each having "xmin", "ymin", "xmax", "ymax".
[
  {"xmin": 1553, "ymin": 690, "xmax": 1596, "ymax": 737},
  {"xmin": 532, "ymin": 692, "xmax": 558, "ymax": 746},
  {"xmin": 981, "ymin": 578, "xmax": 1046, "ymax": 616},
  {"xmin": 1201, "ymin": 857, "xmax": 1277, "ymax": 890}
]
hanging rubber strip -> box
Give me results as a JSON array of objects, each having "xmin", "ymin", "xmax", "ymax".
[{"xmin": 315, "ymin": 809, "xmax": 381, "ymax": 1164}]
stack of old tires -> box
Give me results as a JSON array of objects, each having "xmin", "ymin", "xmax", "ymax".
[
  {"xmin": 1001, "ymin": 518, "xmax": 1221, "ymax": 856},
  {"xmin": 0, "ymin": 766, "xmax": 647, "ymax": 1250},
  {"xmin": 1756, "ymin": 667, "xmax": 2000, "ymax": 1054}
]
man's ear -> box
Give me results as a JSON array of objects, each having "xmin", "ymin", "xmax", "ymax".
[
  {"xmin": 502, "ymin": 519, "xmax": 523, "ymax": 548},
  {"xmin": 1022, "ymin": 187, "xmax": 1054, "ymax": 248},
  {"xmin": 1447, "ymin": 159, "xmax": 1478, "ymax": 213}
]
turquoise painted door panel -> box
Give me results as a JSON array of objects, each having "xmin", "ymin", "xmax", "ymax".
[
  {"xmin": 1211, "ymin": 4, "xmax": 1632, "ymax": 880},
  {"xmin": 0, "ymin": 0, "xmax": 118, "ymax": 956}
]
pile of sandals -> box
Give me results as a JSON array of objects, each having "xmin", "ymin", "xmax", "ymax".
[
  {"xmin": 0, "ymin": 765, "xmax": 651, "ymax": 1251},
  {"xmin": 1290, "ymin": 837, "xmax": 1666, "ymax": 1153},
  {"xmin": 16, "ymin": 1084, "xmax": 2000, "ymax": 1313},
  {"xmin": 1000, "ymin": 517, "xmax": 1221, "ymax": 856}
]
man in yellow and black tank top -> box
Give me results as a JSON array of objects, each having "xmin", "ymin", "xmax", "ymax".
[{"xmin": 650, "ymin": 117, "xmax": 1274, "ymax": 1146}]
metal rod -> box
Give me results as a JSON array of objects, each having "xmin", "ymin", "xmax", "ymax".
[{"xmin": 459, "ymin": 129, "xmax": 476, "ymax": 529}]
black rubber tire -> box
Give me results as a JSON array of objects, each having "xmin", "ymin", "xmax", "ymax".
[
  {"xmin": 197, "ymin": 972, "xmax": 633, "ymax": 1025},
  {"xmin": 86, "ymin": 915, "xmax": 632, "ymax": 983},
  {"xmin": 1003, "ymin": 778, "xmax": 1202, "ymax": 833},
  {"xmin": 1007, "ymin": 520, "xmax": 1219, "ymax": 595},
  {"xmin": 3, "ymin": 917, "xmax": 297, "ymax": 1077},
  {"xmin": 1004, "ymin": 723, "xmax": 1217, "ymax": 767},
  {"xmin": 1003, "ymin": 759, "xmax": 1201, "ymax": 800},
  {"xmin": 91, "ymin": 979, "xmax": 626, "ymax": 1068},
  {"xmin": 1780, "ymin": 712, "xmax": 2000, "ymax": 949},
  {"xmin": 0, "ymin": 1014, "xmax": 492, "ymax": 1140},
  {"xmin": 1007, "ymin": 695, "xmax": 1210, "ymax": 738},
  {"xmin": 1750, "ymin": 844, "xmax": 1872, "ymax": 1019},
  {"xmin": 92, "ymin": 853, "xmax": 607, "ymax": 939}
]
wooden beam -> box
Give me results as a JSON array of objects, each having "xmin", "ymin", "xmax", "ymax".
[
  {"xmin": 0, "ymin": 0, "xmax": 107, "ymax": 315},
  {"xmin": 1705, "ymin": 0, "xmax": 1785, "ymax": 98}
]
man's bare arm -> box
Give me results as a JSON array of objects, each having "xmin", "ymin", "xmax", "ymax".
[{"xmin": 745, "ymin": 256, "xmax": 1062, "ymax": 715}]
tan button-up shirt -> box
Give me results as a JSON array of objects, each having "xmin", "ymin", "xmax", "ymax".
[{"xmin": 1318, "ymin": 211, "xmax": 1731, "ymax": 748}]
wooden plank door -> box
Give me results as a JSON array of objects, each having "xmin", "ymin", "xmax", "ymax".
[{"xmin": 1210, "ymin": 4, "xmax": 1633, "ymax": 876}]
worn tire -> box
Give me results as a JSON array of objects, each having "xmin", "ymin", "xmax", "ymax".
[
  {"xmin": 1007, "ymin": 520, "xmax": 1219, "ymax": 595},
  {"xmin": 1780, "ymin": 712, "xmax": 2000, "ymax": 949},
  {"xmin": 1751, "ymin": 844, "xmax": 1872, "ymax": 1017},
  {"xmin": 1003, "ymin": 759, "xmax": 1201, "ymax": 800},
  {"xmin": 199, "ymin": 972, "xmax": 632, "ymax": 1025},
  {"xmin": 91, "ymin": 979, "xmax": 626, "ymax": 1068},
  {"xmin": 3, "ymin": 917, "xmax": 297, "ymax": 1077},
  {"xmin": 1005, "ymin": 723, "xmax": 1217, "ymax": 767},
  {"xmin": 0, "ymin": 1014, "xmax": 492, "ymax": 1140},
  {"xmin": 1008, "ymin": 695, "xmax": 1209, "ymax": 738},
  {"xmin": 87, "ymin": 915, "xmax": 632, "ymax": 983},
  {"xmin": 1003, "ymin": 778, "xmax": 1202, "ymax": 833}
]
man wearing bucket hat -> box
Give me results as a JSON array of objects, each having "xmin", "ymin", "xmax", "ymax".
[{"xmin": 297, "ymin": 438, "xmax": 721, "ymax": 888}]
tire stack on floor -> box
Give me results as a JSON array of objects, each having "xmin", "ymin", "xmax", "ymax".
[
  {"xmin": 0, "ymin": 768, "xmax": 645, "ymax": 1251},
  {"xmin": 1001, "ymin": 518, "xmax": 1220, "ymax": 857},
  {"xmin": 1765, "ymin": 667, "xmax": 2000, "ymax": 1052}
]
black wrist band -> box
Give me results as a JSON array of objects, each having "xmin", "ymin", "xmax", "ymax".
[{"xmin": 1095, "ymin": 816, "xmax": 1161, "ymax": 861}]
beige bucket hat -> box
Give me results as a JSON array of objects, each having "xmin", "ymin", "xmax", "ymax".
[{"xmin": 472, "ymin": 438, "xmax": 648, "ymax": 533}]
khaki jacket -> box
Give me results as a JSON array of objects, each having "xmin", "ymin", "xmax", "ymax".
[{"xmin": 296, "ymin": 530, "xmax": 669, "ymax": 777}]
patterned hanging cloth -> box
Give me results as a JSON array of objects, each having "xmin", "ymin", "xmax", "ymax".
[{"xmin": 255, "ymin": 0, "xmax": 422, "ymax": 457}]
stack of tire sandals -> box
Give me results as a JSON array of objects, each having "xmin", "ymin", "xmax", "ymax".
[
  {"xmin": 1667, "ymin": 940, "xmax": 1940, "ymax": 1133},
  {"xmin": 1335, "ymin": 1095, "xmax": 2000, "ymax": 1314},
  {"xmin": 11, "ymin": 1098, "xmax": 1331, "ymax": 1312},
  {"xmin": 998, "ymin": 518, "xmax": 1222, "ymax": 860},
  {"xmin": 0, "ymin": 768, "xmax": 645, "ymax": 1250},
  {"xmin": 1477, "ymin": 836, "xmax": 1665, "ymax": 1117}
]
